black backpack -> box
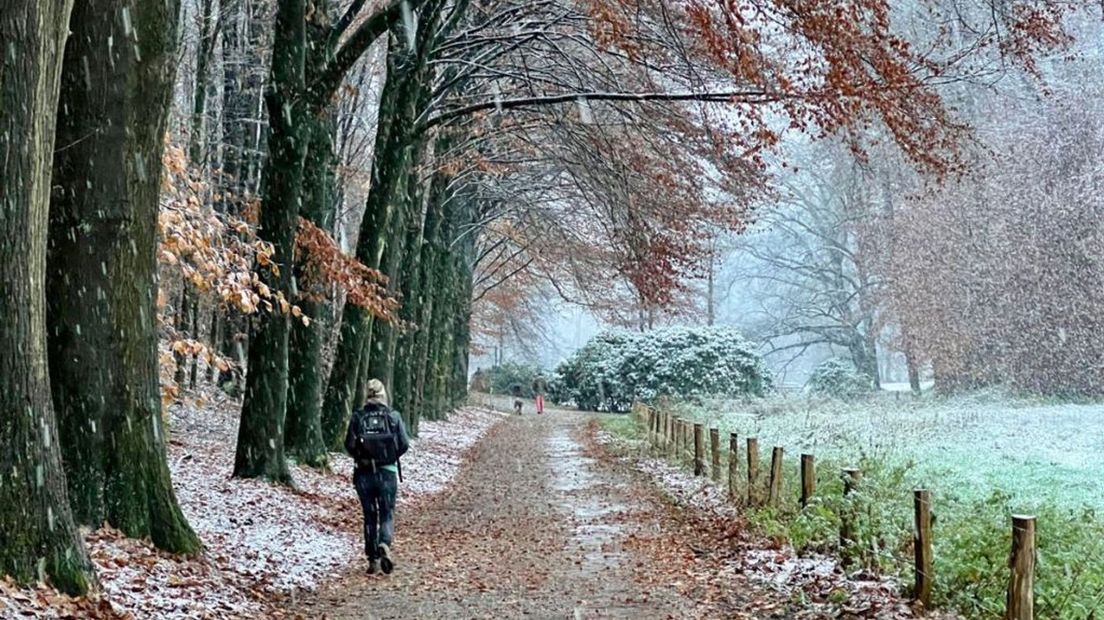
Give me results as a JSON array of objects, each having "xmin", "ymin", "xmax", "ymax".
[{"xmin": 349, "ymin": 404, "xmax": 400, "ymax": 468}]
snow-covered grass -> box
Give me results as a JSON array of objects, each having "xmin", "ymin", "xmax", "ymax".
[
  {"xmin": 592, "ymin": 417, "xmax": 940, "ymax": 620},
  {"xmin": 686, "ymin": 391, "xmax": 1104, "ymax": 510},
  {"xmin": 661, "ymin": 393, "xmax": 1104, "ymax": 619},
  {"xmin": 0, "ymin": 390, "xmax": 505, "ymax": 619}
]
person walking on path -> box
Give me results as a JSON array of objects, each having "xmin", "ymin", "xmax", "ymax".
[
  {"xmin": 532, "ymin": 375, "xmax": 547, "ymax": 415},
  {"xmin": 345, "ymin": 379, "xmax": 410, "ymax": 575}
]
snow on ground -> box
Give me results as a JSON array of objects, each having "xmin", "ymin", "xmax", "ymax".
[
  {"xmin": 689, "ymin": 393, "xmax": 1104, "ymax": 510},
  {"xmin": 592, "ymin": 426, "xmax": 956, "ymax": 620},
  {"xmin": 0, "ymin": 390, "xmax": 505, "ymax": 619}
]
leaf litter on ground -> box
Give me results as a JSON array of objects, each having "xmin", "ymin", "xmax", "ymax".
[
  {"xmin": 0, "ymin": 387, "xmax": 505, "ymax": 619},
  {"xmin": 587, "ymin": 422, "xmax": 961, "ymax": 619}
]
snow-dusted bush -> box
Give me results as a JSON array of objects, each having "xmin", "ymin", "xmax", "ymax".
[
  {"xmin": 550, "ymin": 330, "xmax": 638, "ymax": 411},
  {"xmin": 553, "ymin": 326, "xmax": 771, "ymax": 411},
  {"xmin": 806, "ymin": 358, "xmax": 874, "ymax": 399}
]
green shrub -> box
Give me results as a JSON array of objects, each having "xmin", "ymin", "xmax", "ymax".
[
  {"xmin": 552, "ymin": 326, "xmax": 771, "ymax": 412},
  {"xmin": 807, "ymin": 358, "xmax": 875, "ymax": 399},
  {"xmin": 471, "ymin": 362, "xmax": 547, "ymax": 398}
]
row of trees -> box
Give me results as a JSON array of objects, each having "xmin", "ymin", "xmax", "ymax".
[
  {"xmin": 2, "ymin": 0, "xmax": 1072, "ymax": 596},
  {"xmin": 724, "ymin": 23, "xmax": 1104, "ymax": 396}
]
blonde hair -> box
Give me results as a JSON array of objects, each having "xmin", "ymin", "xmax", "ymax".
[{"xmin": 365, "ymin": 378, "xmax": 388, "ymax": 405}]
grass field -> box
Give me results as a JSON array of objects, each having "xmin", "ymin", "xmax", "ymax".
[
  {"xmin": 688, "ymin": 391, "xmax": 1104, "ymax": 511},
  {"xmin": 662, "ymin": 392, "xmax": 1104, "ymax": 619}
]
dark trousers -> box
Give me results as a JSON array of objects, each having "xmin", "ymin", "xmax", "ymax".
[{"xmin": 354, "ymin": 468, "xmax": 398, "ymax": 559}]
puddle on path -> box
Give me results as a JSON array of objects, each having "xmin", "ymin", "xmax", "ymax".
[{"xmin": 546, "ymin": 426, "xmax": 629, "ymax": 580}]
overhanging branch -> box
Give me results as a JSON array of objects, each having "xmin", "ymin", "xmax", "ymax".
[{"xmin": 421, "ymin": 89, "xmax": 783, "ymax": 131}]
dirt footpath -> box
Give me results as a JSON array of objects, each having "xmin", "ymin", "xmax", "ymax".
[{"xmin": 294, "ymin": 412, "xmax": 798, "ymax": 619}]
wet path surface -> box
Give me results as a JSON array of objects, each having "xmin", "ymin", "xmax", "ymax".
[{"xmin": 296, "ymin": 412, "xmax": 689, "ymax": 619}]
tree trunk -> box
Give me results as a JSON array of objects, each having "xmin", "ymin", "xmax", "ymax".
[
  {"xmin": 285, "ymin": 296, "xmax": 328, "ymax": 466},
  {"xmin": 903, "ymin": 327, "xmax": 922, "ymax": 394},
  {"xmin": 706, "ymin": 253, "xmax": 716, "ymax": 326},
  {"xmin": 0, "ymin": 0, "xmax": 97, "ymax": 594},
  {"xmin": 206, "ymin": 308, "xmax": 221, "ymax": 383},
  {"xmin": 355, "ymin": 336, "xmax": 374, "ymax": 405},
  {"xmin": 189, "ymin": 0, "xmax": 217, "ymax": 167},
  {"xmin": 285, "ymin": 13, "xmax": 338, "ymax": 467},
  {"xmin": 233, "ymin": 0, "xmax": 307, "ymax": 483},
  {"xmin": 321, "ymin": 311, "xmax": 370, "ymax": 449},
  {"xmin": 366, "ymin": 188, "xmax": 412, "ymax": 392},
  {"xmin": 47, "ymin": 0, "xmax": 200, "ymax": 555},
  {"xmin": 409, "ymin": 166, "xmax": 450, "ymax": 424},
  {"xmin": 390, "ymin": 169, "xmax": 430, "ymax": 425},
  {"xmin": 181, "ymin": 0, "xmax": 217, "ymax": 393},
  {"xmin": 188, "ymin": 294, "xmax": 201, "ymax": 389},
  {"xmin": 173, "ymin": 283, "xmax": 192, "ymax": 388},
  {"xmin": 220, "ymin": 0, "xmax": 271, "ymax": 204}
]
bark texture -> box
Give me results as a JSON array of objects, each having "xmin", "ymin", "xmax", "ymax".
[
  {"xmin": 0, "ymin": 0, "xmax": 97, "ymax": 594},
  {"xmin": 285, "ymin": 9, "xmax": 339, "ymax": 466},
  {"xmin": 234, "ymin": 0, "xmax": 307, "ymax": 483},
  {"xmin": 48, "ymin": 0, "xmax": 200, "ymax": 554}
]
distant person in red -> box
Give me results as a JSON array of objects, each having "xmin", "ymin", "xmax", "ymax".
[{"xmin": 532, "ymin": 375, "xmax": 547, "ymax": 415}]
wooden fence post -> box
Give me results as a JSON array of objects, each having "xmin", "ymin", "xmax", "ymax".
[
  {"xmin": 658, "ymin": 411, "xmax": 665, "ymax": 451},
  {"xmin": 1007, "ymin": 515, "xmax": 1036, "ymax": 620},
  {"xmin": 767, "ymin": 447, "xmax": 784, "ymax": 506},
  {"xmin": 800, "ymin": 454, "xmax": 815, "ymax": 508},
  {"xmin": 693, "ymin": 424, "xmax": 705, "ymax": 476},
  {"xmin": 664, "ymin": 412, "xmax": 672, "ymax": 455},
  {"xmin": 673, "ymin": 418, "xmax": 681, "ymax": 459},
  {"xmin": 840, "ymin": 468, "xmax": 862, "ymax": 562},
  {"xmin": 843, "ymin": 468, "xmax": 863, "ymax": 494},
  {"xmin": 680, "ymin": 419, "xmax": 688, "ymax": 463},
  {"xmin": 678, "ymin": 419, "xmax": 687, "ymax": 462},
  {"xmin": 709, "ymin": 428, "xmax": 721, "ymax": 483},
  {"xmin": 679, "ymin": 419, "xmax": 688, "ymax": 463},
  {"xmin": 746, "ymin": 437, "xmax": 760, "ymax": 506},
  {"xmin": 913, "ymin": 489, "xmax": 933, "ymax": 608},
  {"xmin": 728, "ymin": 433, "xmax": 739, "ymax": 500}
]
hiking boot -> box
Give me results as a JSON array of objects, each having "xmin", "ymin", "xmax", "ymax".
[
  {"xmin": 367, "ymin": 559, "xmax": 380, "ymax": 575},
  {"xmin": 378, "ymin": 543, "xmax": 394, "ymax": 574}
]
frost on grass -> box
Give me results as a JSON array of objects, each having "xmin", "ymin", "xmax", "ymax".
[
  {"xmin": 593, "ymin": 427, "xmax": 948, "ymax": 620},
  {"xmin": 0, "ymin": 390, "xmax": 505, "ymax": 618},
  {"xmin": 691, "ymin": 393, "xmax": 1104, "ymax": 510}
]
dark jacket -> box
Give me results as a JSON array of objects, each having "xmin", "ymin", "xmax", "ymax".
[{"xmin": 344, "ymin": 400, "xmax": 410, "ymax": 468}]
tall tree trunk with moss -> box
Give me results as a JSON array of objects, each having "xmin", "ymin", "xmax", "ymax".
[
  {"xmin": 408, "ymin": 168, "xmax": 450, "ymax": 427},
  {"xmin": 389, "ymin": 165, "xmax": 431, "ymax": 426},
  {"xmin": 421, "ymin": 191, "xmax": 474, "ymax": 420},
  {"xmin": 366, "ymin": 174, "xmax": 413, "ymax": 392},
  {"xmin": 47, "ymin": 0, "xmax": 200, "ymax": 555},
  {"xmin": 420, "ymin": 200, "xmax": 458, "ymax": 422},
  {"xmin": 285, "ymin": 8, "xmax": 339, "ymax": 467},
  {"xmin": 450, "ymin": 227, "xmax": 476, "ymax": 409},
  {"xmin": 233, "ymin": 0, "xmax": 309, "ymax": 483},
  {"xmin": 0, "ymin": 0, "xmax": 97, "ymax": 595},
  {"xmin": 321, "ymin": 30, "xmax": 429, "ymax": 445},
  {"xmin": 322, "ymin": 307, "xmax": 371, "ymax": 448}
]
